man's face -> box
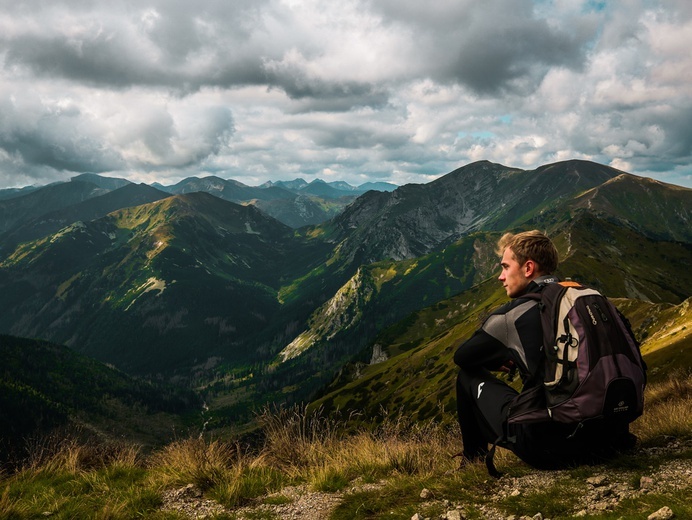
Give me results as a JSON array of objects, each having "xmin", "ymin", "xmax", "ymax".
[{"xmin": 498, "ymin": 247, "xmax": 530, "ymax": 298}]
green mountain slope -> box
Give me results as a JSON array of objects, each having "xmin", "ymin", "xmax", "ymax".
[
  {"xmin": 552, "ymin": 213, "xmax": 691, "ymax": 303},
  {"xmin": 585, "ymin": 174, "xmax": 690, "ymax": 241},
  {"xmin": 533, "ymin": 173, "xmax": 692, "ymax": 243},
  {"xmin": 0, "ymin": 183, "xmax": 171, "ymax": 255},
  {"xmin": 0, "ymin": 334, "xmax": 199, "ymax": 462},
  {"xmin": 0, "ymin": 193, "xmax": 330, "ymax": 376},
  {"xmin": 0, "ymin": 180, "xmax": 108, "ymax": 236},
  {"xmin": 309, "ymin": 277, "xmax": 505, "ymax": 424},
  {"xmin": 277, "ymin": 233, "xmax": 500, "ymax": 363}
]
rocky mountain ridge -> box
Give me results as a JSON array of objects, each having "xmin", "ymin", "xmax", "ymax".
[{"xmin": 0, "ymin": 173, "xmax": 397, "ymax": 232}]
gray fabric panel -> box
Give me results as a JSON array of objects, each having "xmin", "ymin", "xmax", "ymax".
[{"xmin": 481, "ymin": 300, "xmax": 538, "ymax": 368}]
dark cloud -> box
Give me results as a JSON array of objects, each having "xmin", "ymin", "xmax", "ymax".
[
  {"xmin": 309, "ymin": 124, "xmax": 409, "ymax": 149},
  {"xmin": 0, "ymin": 0, "xmax": 272, "ymax": 92},
  {"xmin": 655, "ymin": 106, "xmax": 692, "ymax": 158},
  {"xmin": 448, "ymin": 22, "xmax": 586, "ymax": 95},
  {"xmin": 372, "ymin": 0, "xmax": 592, "ymax": 95},
  {"xmin": 272, "ymin": 77, "xmax": 390, "ymax": 113},
  {"xmin": 0, "ymin": 131, "xmax": 123, "ymax": 173},
  {"xmin": 0, "ymin": 100, "xmax": 125, "ymax": 173},
  {"xmin": 5, "ymin": 34, "xmax": 149, "ymax": 89},
  {"xmin": 3, "ymin": 30, "xmax": 267, "ymax": 93}
]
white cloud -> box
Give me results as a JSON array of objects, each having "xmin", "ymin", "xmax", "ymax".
[{"xmin": 0, "ymin": 0, "xmax": 690, "ymax": 189}]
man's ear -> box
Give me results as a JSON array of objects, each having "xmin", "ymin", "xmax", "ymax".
[{"xmin": 524, "ymin": 260, "xmax": 536, "ymax": 278}]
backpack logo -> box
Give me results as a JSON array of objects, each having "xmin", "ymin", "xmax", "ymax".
[
  {"xmin": 477, "ymin": 382, "xmax": 485, "ymax": 399},
  {"xmin": 614, "ymin": 401, "xmax": 630, "ymax": 413}
]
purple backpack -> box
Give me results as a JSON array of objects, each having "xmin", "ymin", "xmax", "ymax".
[{"xmin": 507, "ymin": 281, "xmax": 646, "ymax": 427}]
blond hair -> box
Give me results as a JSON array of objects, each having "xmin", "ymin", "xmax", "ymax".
[{"xmin": 497, "ymin": 230, "xmax": 558, "ymax": 275}]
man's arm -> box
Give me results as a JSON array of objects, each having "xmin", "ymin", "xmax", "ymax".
[{"xmin": 453, "ymin": 327, "xmax": 510, "ymax": 370}]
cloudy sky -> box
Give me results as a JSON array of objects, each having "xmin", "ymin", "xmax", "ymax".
[{"xmin": 1, "ymin": 0, "xmax": 691, "ymax": 189}]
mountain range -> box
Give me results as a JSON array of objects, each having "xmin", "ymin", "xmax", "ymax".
[
  {"xmin": 0, "ymin": 174, "xmax": 398, "ymax": 236},
  {"xmin": 0, "ymin": 159, "xmax": 689, "ymax": 441}
]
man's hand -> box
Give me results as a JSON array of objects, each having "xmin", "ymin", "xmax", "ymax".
[{"xmin": 498, "ymin": 359, "xmax": 518, "ymax": 382}]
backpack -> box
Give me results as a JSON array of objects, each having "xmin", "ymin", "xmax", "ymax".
[{"xmin": 486, "ymin": 280, "xmax": 647, "ymax": 476}]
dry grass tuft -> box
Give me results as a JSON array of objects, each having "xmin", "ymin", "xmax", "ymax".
[
  {"xmin": 258, "ymin": 404, "xmax": 341, "ymax": 473},
  {"xmin": 21, "ymin": 431, "xmax": 141, "ymax": 474},
  {"xmin": 258, "ymin": 404, "xmax": 460, "ymax": 489},
  {"xmin": 632, "ymin": 369, "xmax": 692, "ymax": 444},
  {"xmin": 147, "ymin": 437, "xmax": 240, "ymax": 491}
]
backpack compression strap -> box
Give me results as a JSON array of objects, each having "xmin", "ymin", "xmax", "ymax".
[{"xmin": 485, "ymin": 438, "xmax": 503, "ymax": 478}]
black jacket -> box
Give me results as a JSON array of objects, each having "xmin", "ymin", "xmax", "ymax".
[{"xmin": 454, "ymin": 275, "xmax": 559, "ymax": 388}]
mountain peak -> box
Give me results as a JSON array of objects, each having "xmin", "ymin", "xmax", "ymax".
[
  {"xmin": 532, "ymin": 159, "xmax": 626, "ymax": 183},
  {"xmin": 118, "ymin": 191, "xmax": 291, "ymax": 238},
  {"xmin": 71, "ymin": 173, "xmax": 132, "ymax": 190}
]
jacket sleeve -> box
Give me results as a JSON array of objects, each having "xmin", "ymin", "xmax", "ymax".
[{"xmin": 453, "ymin": 324, "xmax": 510, "ymax": 370}]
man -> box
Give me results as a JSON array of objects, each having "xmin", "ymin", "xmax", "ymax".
[{"xmin": 454, "ymin": 230, "xmax": 633, "ymax": 470}]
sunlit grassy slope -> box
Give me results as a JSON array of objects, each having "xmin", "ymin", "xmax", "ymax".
[{"xmin": 0, "ymin": 193, "xmax": 330, "ymax": 376}]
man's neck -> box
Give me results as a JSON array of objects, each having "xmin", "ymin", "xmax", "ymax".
[
  {"xmin": 515, "ymin": 274, "xmax": 560, "ymax": 297},
  {"xmin": 532, "ymin": 274, "xmax": 559, "ymax": 286}
]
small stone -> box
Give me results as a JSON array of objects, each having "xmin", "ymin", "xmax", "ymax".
[
  {"xmin": 179, "ymin": 483, "xmax": 203, "ymax": 499},
  {"xmin": 510, "ymin": 489, "xmax": 521, "ymax": 497},
  {"xmin": 420, "ymin": 488, "xmax": 433, "ymax": 499},
  {"xmin": 647, "ymin": 506, "xmax": 674, "ymax": 520},
  {"xmin": 446, "ymin": 511, "xmax": 462, "ymax": 520},
  {"xmin": 586, "ymin": 475, "xmax": 608, "ymax": 487},
  {"xmin": 640, "ymin": 476, "xmax": 654, "ymax": 489},
  {"xmin": 532, "ymin": 514, "xmax": 543, "ymax": 520},
  {"xmin": 574, "ymin": 511, "xmax": 588, "ymax": 517},
  {"xmin": 596, "ymin": 487, "xmax": 613, "ymax": 499},
  {"xmin": 411, "ymin": 513, "xmax": 424, "ymax": 520}
]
